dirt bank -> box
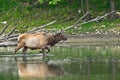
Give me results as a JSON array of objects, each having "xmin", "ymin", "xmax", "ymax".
[{"xmin": 65, "ymin": 33, "xmax": 120, "ymax": 46}]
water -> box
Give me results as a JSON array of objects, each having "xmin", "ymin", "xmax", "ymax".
[{"xmin": 0, "ymin": 45, "xmax": 120, "ymax": 80}]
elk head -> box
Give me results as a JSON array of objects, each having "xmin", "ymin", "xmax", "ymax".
[{"xmin": 55, "ymin": 30, "xmax": 67, "ymax": 41}]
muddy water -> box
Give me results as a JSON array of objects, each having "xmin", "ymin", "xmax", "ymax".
[{"xmin": 0, "ymin": 45, "xmax": 120, "ymax": 80}]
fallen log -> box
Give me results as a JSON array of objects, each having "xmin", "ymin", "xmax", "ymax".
[
  {"xmin": 0, "ymin": 41, "xmax": 17, "ymax": 47},
  {"xmin": 0, "ymin": 34, "xmax": 19, "ymax": 42},
  {"xmin": 6, "ymin": 34, "xmax": 19, "ymax": 39},
  {"xmin": 63, "ymin": 11, "xmax": 114, "ymax": 31},
  {"xmin": 78, "ymin": 11, "xmax": 114, "ymax": 26},
  {"xmin": 63, "ymin": 12, "xmax": 91, "ymax": 31},
  {"xmin": 7, "ymin": 26, "xmax": 17, "ymax": 36}
]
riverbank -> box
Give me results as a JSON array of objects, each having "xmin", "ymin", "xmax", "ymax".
[
  {"xmin": 0, "ymin": 32, "xmax": 120, "ymax": 47},
  {"xmin": 65, "ymin": 33, "xmax": 120, "ymax": 46}
]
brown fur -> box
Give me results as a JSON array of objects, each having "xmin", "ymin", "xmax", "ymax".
[{"xmin": 14, "ymin": 32, "xmax": 67, "ymax": 55}]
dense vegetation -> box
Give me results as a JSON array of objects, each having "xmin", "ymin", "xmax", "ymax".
[{"xmin": 0, "ymin": 0, "xmax": 120, "ymax": 34}]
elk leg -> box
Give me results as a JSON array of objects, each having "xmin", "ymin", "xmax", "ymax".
[
  {"xmin": 14, "ymin": 44, "xmax": 23, "ymax": 61},
  {"xmin": 45, "ymin": 47, "xmax": 50, "ymax": 61},
  {"xmin": 14, "ymin": 42, "xmax": 24, "ymax": 54},
  {"xmin": 14, "ymin": 45, "xmax": 22, "ymax": 54},
  {"xmin": 45, "ymin": 47, "xmax": 50, "ymax": 53},
  {"xmin": 22, "ymin": 47, "xmax": 28, "ymax": 62},
  {"xmin": 39, "ymin": 49, "xmax": 44, "ymax": 53},
  {"xmin": 42, "ymin": 49, "xmax": 46, "ymax": 61},
  {"xmin": 22, "ymin": 47, "xmax": 28, "ymax": 55},
  {"xmin": 42, "ymin": 47, "xmax": 50, "ymax": 61}
]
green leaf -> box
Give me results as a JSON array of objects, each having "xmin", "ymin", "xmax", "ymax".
[
  {"xmin": 38, "ymin": 0, "xmax": 44, "ymax": 4},
  {"xmin": 49, "ymin": 0, "xmax": 61, "ymax": 5}
]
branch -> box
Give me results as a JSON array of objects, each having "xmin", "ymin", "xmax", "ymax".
[
  {"xmin": 63, "ymin": 11, "xmax": 114, "ymax": 31},
  {"xmin": 0, "ymin": 41, "xmax": 17, "ymax": 47},
  {"xmin": 78, "ymin": 11, "xmax": 114, "ymax": 26},
  {"xmin": 0, "ymin": 34, "xmax": 19, "ymax": 43},
  {"xmin": 59, "ymin": 14, "xmax": 79, "ymax": 22},
  {"xmin": 63, "ymin": 12, "xmax": 91, "ymax": 31},
  {"xmin": 7, "ymin": 26, "xmax": 17, "ymax": 36},
  {"xmin": 0, "ymin": 24, "xmax": 9, "ymax": 36},
  {"xmin": 27, "ymin": 20, "xmax": 57, "ymax": 33},
  {"xmin": 6, "ymin": 34, "xmax": 19, "ymax": 39}
]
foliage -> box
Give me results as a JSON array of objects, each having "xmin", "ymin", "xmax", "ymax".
[
  {"xmin": 0, "ymin": 0, "xmax": 120, "ymax": 33},
  {"xmin": 38, "ymin": 0, "xmax": 61, "ymax": 4}
]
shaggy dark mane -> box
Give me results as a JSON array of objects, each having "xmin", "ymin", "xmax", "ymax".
[{"xmin": 47, "ymin": 35, "xmax": 60, "ymax": 46}]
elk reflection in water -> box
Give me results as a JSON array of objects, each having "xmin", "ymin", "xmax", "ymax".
[{"xmin": 18, "ymin": 61, "xmax": 65, "ymax": 79}]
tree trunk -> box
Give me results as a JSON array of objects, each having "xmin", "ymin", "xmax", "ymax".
[
  {"xmin": 81, "ymin": 0, "xmax": 85, "ymax": 15},
  {"xmin": 85, "ymin": 0, "xmax": 91, "ymax": 20},
  {"xmin": 68, "ymin": 0, "xmax": 73, "ymax": 4},
  {"xmin": 110, "ymin": 0, "xmax": 116, "ymax": 19}
]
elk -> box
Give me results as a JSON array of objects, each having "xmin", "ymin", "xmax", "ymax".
[{"xmin": 14, "ymin": 31, "xmax": 67, "ymax": 60}]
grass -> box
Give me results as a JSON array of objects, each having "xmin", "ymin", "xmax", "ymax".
[
  {"xmin": 0, "ymin": 6, "xmax": 78, "ymax": 33},
  {"xmin": 0, "ymin": 1, "xmax": 120, "ymax": 34},
  {"xmin": 73, "ymin": 19, "xmax": 120, "ymax": 34}
]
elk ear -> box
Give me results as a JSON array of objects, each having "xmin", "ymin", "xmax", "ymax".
[
  {"xmin": 60, "ymin": 29, "xmax": 64, "ymax": 33},
  {"xmin": 57, "ymin": 33, "xmax": 61, "ymax": 35},
  {"xmin": 57, "ymin": 29, "xmax": 64, "ymax": 34},
  {"xmin": 55, "ymin": 33, "xmax": 60, "ymax": 37}
]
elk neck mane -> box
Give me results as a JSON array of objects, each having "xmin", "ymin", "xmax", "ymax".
[{"xmin": 47, "ymin": 34, "xmax": 60, "ymax": 46}]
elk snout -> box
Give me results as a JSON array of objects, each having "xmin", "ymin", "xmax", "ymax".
[{"xmin": 63, "ymin": 37, "xmax": 67, "ymax": 41}]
